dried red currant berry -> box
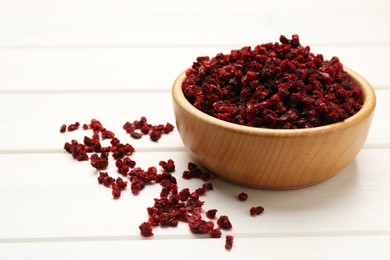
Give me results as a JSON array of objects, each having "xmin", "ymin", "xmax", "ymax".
[
  {"xmin": 97, "ymin": 172, "xmax": 108, "ymax": 184},
  {"xmin": 149, "ymin": 130, "xmax": 162, "ymax": 142},
  {"xmin": 205, "ymin": 209, "xmax": 217, "ymax": 219},
  {"xmin": 103, "ymin": 176, "xmax": 114, "ymax": 187},
  {"xmin": 195, "ymin": 187, "xmax": 206, "ymax": 196},
  {"xmin": 250, "ymin": 206, "xmax": 264, "ymax": 216},
  {"xmin": 163, "ymin": 123, "xmax": 175, "ymax": 134},
  {"xmin": 217, "ymin": 215, "xmax": 232, "ymax": 230},
  {"xmin": 182, "ymin": 170, "xmax": 191, "ymax": 180},
  {"xmin": 82, "ymin": 123, "xmax": 89, "ymax": 130},
  {"xmin": 116, "ymin": 177, "xmax": 128, "ymax": 189},
  {"xmin": 179, "ymin": 188, "xmax": 190, "ymax": 201},
  {"xmin": 200, "ymin": 172, "xmax": 210, "ymax": 181},
  {"xmin": 67, "ymin": 122, "xmax": 80, "ymax": 132},
  {"xmin": 131, "ymin": 181, "xmax": 144, "ymax": 194},
  {"xmin": 209, "ymin": 228, "xmax": 222, "ymax": 238},
  {"xmin": 139, "ymin": 222, "xmax": 154, "ymax": 237},
  {"xmin": 112, "ymin": 186, "xmax": 121, "ymax": 198},
  {"xmin": 238, "ymin": 192, "xmax": 248, "ymax": 201},
  {"xmin": 225, "ymin": 235, "xmax": 234, "ymax": 250},
  {"xmin": 60, "ymin": 124, "xmax": 66, "ymax": 133},
  {"xmin": 130, "ymin": 131, "xmax": 143, "ymax": 139},
  {"xmin": 202, "ymin": 182, "xmax": 213, "ymax": 191}
]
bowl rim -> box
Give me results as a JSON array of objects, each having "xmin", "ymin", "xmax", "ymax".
[{"xmin": 172, "ymin": 67, "xmax": 376, "ymax": 137}]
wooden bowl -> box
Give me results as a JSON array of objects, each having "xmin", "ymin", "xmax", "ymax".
[{"xmin": 172, "ymin": 68, "xmax": 376, "ymax": 189}]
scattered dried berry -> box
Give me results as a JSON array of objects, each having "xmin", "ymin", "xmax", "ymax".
[
  {"xmin": 112, "ymin": 186, "xmax": 121, "ymax": 198},
  {"xmin": 250, "ymin": 206, "xmax": 264, "ymax": 216},
  {"xmin": 60, "ymin": 124, "xmax": 66, "ymax": 133},
  {"xmin": 225, "ymin": 235, "xmax": 234, "ymax": 250},
  {"xmin": 149, "ymin": 130, "xmax": 162, "ymax": 142},
  {"xmin": 209, "ymin": 228, "xmax": 222, "ymax": 238},
  {"xmin": 139, "ymin": 222, "xmax": 154, "ymax": 237},
  {"xmin": 202, "ymin": 182, "xmax": 214, "ymax": 191},
  {"xmin": 238, "ymin": 192, "xmax": 248, "ymax": 201},
  {"xmin": 182, "ymin": 35, "xmax": 363, "ymax": 129},
  {"xmin": 206, "ymin": 209, "xmax": 217, "ymax": 219},
  {"xmin": 217, "ymin": 215, "xmax": 233, "ymax": 230},
  {"xmin": 67, "ymin": 122, "xmax": 80, "ymax": 132}
]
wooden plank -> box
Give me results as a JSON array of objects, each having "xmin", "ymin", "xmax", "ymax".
[
  {"xmin": 0, "ymin": 149, "xmax": 389, "ymax": 239},
  {"xmin": 0, "ymin": 90, "xmax": 387, "ymax": 151},
  {"xmin": 2, "ymin": 0, "xmax": 389, "ymax": 14},
  {"xmin": 0, "ymin": 0, "xmax": 388, "ymax": 46},
  {"xmin": 0, "ymin": 236, "xmax": 389, "ymax": 259},
  {"xmin": 0, "ymin": 45, "xmax": 388, "ymax": 91}
]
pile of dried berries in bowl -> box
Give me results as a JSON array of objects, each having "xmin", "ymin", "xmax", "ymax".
[{"xmin": 182, "ymin": 34, "xmax": 363, "ymax": 129}]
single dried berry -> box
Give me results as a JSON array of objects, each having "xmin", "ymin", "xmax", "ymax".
[
  {"xmin": 179, "ymin": 188, "xmax": 191, "ymax": 201},
  {"xmin": 97, "ymin": 172, "xmax": 108, "ymax": 184},
  {"xmin": 182, "ymin": 35, "xmax": 363, "ymax": 129},
  {"xmin": 116, "ymin": 177, "xmax": 128, "ymax": 189},
  {"xmin": 205, "ymin": 209, "xmax": 217, "ymax": 219},
  {"xmin": 238, "ymin": 192, "xmax": 248, "ymax": 201},
  {"xmin": 60, "ymin": 124, "xmax": 66, "ymax": 133},
  {"xmin": 103, "ymin": 176, "xmax": 115, "ymax": 187},
  {"xmin": 67, "ymin": 122, "xmax": 80, "ymax": 132},
  {"xmin": 250, "ymin": 206, "xmax": 264, "ymax": 216},
  {"xmin": 149, "ymin": 130, "xmax": 162, "ymax": 142},
  {"xmin": 225, "ymin": 235, "xmax": 234, "ymax": 250},
  {"xmin": 217, "ymin": 215, "xmax": 232, "ymax": 230},
  {"xmin": 202, "ymin": 182, "xmax": 214, "ymax": 191},
  {"xmin": 164, "ymin": 123, "xmax": 175, "ymax": 134},
  {"xmin": 130, "ymin": 131, "xmax": 143, "ymax": 139},
  {"xmin": 209, "ymin": 228, "xmax": 222, "ymax": 238},
  {"xmin": 112, "ymin": 186, "xmax": 121, "ymax": 198},
  {"xmin": 195, "ymin": 187, "xmax": 206, "ymax": 196},
  {"xmin": 139, "ymin": 222, "xmax": 154, "ymax": 237}
]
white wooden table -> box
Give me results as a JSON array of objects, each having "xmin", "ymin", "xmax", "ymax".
[{"xmin": 1, "ymin": 1, "xmax": 389, "ymax": 259}]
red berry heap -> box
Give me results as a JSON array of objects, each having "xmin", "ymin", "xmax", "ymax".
[{"xmin": 182, "ymin": 35, "xmax": 363, "ymax": 129}]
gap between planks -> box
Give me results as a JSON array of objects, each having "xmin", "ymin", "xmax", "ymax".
[
  {"xmin": 1, "ymin": 230, "xmax": 389, "ymax": 244},
  {"xmin": 0, "ymin": 147, "xmax": 188, "ymax": 155},
  {"xmin": 0, "ymin": 144, "xmax": 388, "ymax": 155}
]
